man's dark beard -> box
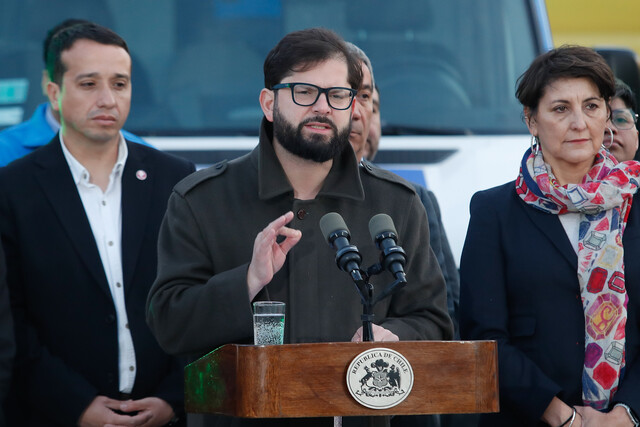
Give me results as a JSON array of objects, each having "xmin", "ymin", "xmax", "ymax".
[{"xmin": 273, "ymin": 109, "xmax": 350, "ymax": 163}]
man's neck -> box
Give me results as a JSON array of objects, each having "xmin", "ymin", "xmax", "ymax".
[
  {"xmin": 273, "ymin": 140, "xmax": 333, "ymax": 200},
  {"xmin": 62, "ymin": 132, "xmax": 120, "ymax": 192}
]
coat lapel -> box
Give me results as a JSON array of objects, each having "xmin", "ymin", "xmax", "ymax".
[
  {"xmin": 519, "ymin": 196, "xmax": 578, "ymax": 270},
  {"xmin": 121, "ymin": 142, "xmax": 153, "ymax": 295},
  {"xmin": 33, "ymin": 138, "xmax": 111, "ymax": 297}
]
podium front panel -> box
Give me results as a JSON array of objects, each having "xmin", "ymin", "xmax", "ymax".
[{"xmin": 185, "ymin": 341, "xmax": 498, "ymax": 418}]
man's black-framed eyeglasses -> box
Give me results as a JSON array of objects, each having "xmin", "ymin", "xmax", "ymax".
[
  {"xmin": 611, "ymin": 108, "xmax": 639, "ymax": 130},
  {"xmin": 271, "ymin": 82, "xmax": 357, "ymax": 110}
]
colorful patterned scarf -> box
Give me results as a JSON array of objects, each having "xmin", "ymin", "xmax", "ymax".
[{"xmin": 516, "ymin": 147, "xmax": 640, "ymax": 409}]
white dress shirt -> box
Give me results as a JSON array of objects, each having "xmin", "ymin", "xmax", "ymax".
[
  {"xmin": 559, "ymin": 212, "xmax": 581, "ymax": 255},
  {"xmin": 60, "ymin": 134, "xmax": 137, "ymax": 393}
]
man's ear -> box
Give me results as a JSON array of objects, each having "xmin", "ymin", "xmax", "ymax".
[
  {"xmin": 41, "ymin": 70, "xmax": 51, "ymax": 97},
  {"xmin": 259, "ymin": 88, "xmax": 275, "ymax": 122},
  {"xmin": 46, "ymin": 81, "xmax": 62, "ymax": 112}
]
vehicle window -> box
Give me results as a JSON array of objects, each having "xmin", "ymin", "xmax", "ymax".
[{"xmin": 0, "ymin": 0, "xmax": 536, "ymax": 135}]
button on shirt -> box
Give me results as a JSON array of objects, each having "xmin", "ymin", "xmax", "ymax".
[{"xmin": 60, "ymin": 135, "xmax": 137, "ymax": 393}]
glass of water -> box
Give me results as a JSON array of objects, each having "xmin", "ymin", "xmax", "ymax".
[{"xmin": 252, "ymin": 301, "xmax": 285, "ymax": 345}]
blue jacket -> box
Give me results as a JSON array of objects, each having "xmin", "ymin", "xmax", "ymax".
[{"xmin": 0, "ymin": 103, "xmax": 149, "ymax": 167}]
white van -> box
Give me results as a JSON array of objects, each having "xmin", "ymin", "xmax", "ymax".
[{"xmin": 0, "ymin": 0, "xmax": 554, "ymax": 261}]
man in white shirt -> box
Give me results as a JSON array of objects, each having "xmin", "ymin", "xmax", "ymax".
[{"xmin": 0, "ymin": 22, "xmax": 193, "ymax": 426}]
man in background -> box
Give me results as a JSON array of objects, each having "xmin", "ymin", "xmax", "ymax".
[
  {"xmin": 0, "ymin": 18, "xmax": 148, "ymax": 166},
  {"xmin": 0, "ymin": 22, "xmax": 193, "ymax": 426},
  {"xmin": 345, "ymin": 43, "xmax": 374, "ymax": 163}
]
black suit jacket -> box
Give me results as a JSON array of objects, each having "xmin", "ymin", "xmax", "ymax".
[
  {"xmin": 0, "ymin": 137, "xmax": 194, "ymax": 426},
  {"xmin": 460, "ymin": 181, "xmax": 640, "ymax": 426},
  {"xmin": 0, "ymin": 242, "xmax": 13, "ymax": 427}
]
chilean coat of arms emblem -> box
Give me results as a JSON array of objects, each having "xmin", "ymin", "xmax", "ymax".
[{"xmin": 346, "ymin": 347, "xmax": 414, "ymax": 409}]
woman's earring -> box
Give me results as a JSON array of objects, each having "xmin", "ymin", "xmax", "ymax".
[
  {"xmin": 530, "ymin": 135, "xmax": 540, "ymax": 155},
  {"xmin": 603, "ymin": 127, "xmax": 614, "ymax": 150}
]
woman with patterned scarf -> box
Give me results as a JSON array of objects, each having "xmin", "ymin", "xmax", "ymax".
[{"xmin": 460, "ymin": 46, "xmax": 640, "ymax": 426}]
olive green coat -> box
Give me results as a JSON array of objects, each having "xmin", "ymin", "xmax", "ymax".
[{"xmin": 146, "ymin": 120, "xmax": 453, "ymax": 426}]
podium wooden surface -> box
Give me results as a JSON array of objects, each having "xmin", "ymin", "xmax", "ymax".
[{"xmin": 184, "ymin": 340, "xmax": 498, "ymax": 418}]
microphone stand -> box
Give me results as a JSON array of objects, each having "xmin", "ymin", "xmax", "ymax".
[
  {"xmin": 350, "ymin": 265, "xmax": 407, "ymax": 342},
  {"xmin": 362, "ymin": 281, "xmax": 375, "ymax": 342},
  {"xmin": 350, "ymin": 270, "xmax": 374, "ymax": 342}
]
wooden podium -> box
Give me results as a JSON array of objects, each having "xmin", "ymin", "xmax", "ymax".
[{"xmin": 184, "ymin": 340, "xmax": 498, "ymax": 418}]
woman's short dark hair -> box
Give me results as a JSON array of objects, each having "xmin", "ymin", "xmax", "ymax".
[
  {"xmin": 46, "ymin": 22, "xmax": 129, "ymax": 85},
  {"xmin": 263, "ymin": 27, "xmax": 362, "ymax": 91},
  {"xmin": 614, "ymin": 78, "xmax": 637, "ymax": 112},
  {"xmin": 516, "ymin": 45, "xmax": 615, "ymax": 115}
]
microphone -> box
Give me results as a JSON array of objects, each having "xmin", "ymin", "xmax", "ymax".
[
  {"xmin": 368, "ymin": 214, "xmax": 407, "ymax": 281},
  {"xmin": 319, "ymin": 212, "xmax": 363, "ymax": 277}
]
